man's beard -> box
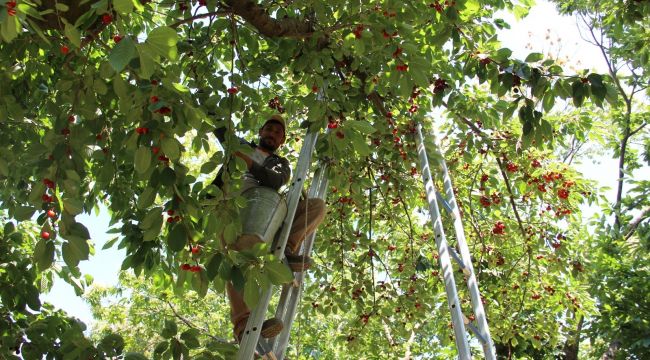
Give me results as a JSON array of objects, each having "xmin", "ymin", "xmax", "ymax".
[{"xmin": 259, "ymin": 137, "xmax": 279, "ymax": 152}]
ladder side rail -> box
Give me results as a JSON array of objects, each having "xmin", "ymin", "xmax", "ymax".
[
  {"xmin": 415, "ymin": 123, "xmax": 472, "ymax": 360},
  {"xmin": 431, "ymin": 134, "xmax": 496, "ymax": 360},
  {"xmin": 236, "ymin": 131, "xmax": 319, "ymax": 360},
  {"xmin": 273, "ymin": 165, "xmax": 329, "ymax": 359},
  {"xmin": 272, "ymin": 164, "xmax": 328, "ymax": 326}
]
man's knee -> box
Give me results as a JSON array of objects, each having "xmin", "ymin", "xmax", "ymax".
[{"xmin": 308, "ymin": 198, "xmax": 326, "ymax": 219}]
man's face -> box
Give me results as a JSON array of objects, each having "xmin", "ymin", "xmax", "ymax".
[{"xmin": 258, "ymin": 121, "xmax": 285, "ymax": 152}]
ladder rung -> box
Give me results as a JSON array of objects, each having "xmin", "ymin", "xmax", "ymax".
[
  {"xmin": 436, "ymin": 192, "xmax": 455, "ymax": 218},
  {"xmin": 466, "ymin": 321, "xmax": 489, "ymax": 345},
  {"xmin": 448, "ymin": 246, "xmax": 471, "ymax": 276}
]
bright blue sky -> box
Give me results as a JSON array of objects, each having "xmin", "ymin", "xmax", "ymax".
[{"xmin": 41, "ymin": 0, "xmax": 648, "ymax": 327}]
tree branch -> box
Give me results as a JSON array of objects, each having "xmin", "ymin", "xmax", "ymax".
[
  {"xmin": 224, "ymin": 0, "xmax": 314, "ymax": 38},
  {"xmin": 624, "ymin": 206, "xmax": 650, "ymax": 241},
  {"xmin": 164, "ymin": 300, "xmax": 231, "ymax": 344}
]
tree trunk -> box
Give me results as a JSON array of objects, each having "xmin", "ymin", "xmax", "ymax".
[
  {"xmin": 562, "ymin": 315, "xmax": 584, "ymax": 360},
  {"xmin": 600, "ymin": 340, "xmax": 621, "ymax": 360}
]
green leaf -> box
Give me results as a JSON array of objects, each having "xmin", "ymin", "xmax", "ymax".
[
  {"xmin": 0, "ymin": 15, "xmax": 19, "ymax": 43},
  {"xmin": 154, "ymin": 341, "xmax": 169, "ymax": 355},
  {"xmin": 542, "ymin": 91, "xmax": 555, "ymax": 112},
  {"xmin": 62, "ymin": 241, "xmax": 81, "ymax": 267},
  {"xmin": 161, "ymin": 137, "xmax": 181, "ymax": 160},
  {"xmin": 167, "ymin": 223, "xmax": 188, "ymax": 252},
  {"xmin": 0, "ymin": 157, "xmax": 8, "ymax": 177},
  {"xmin": 346, "ymin": 121, "xmax": 376, "ymax": 134},
  {"xmin": 492, "ymin": 48, "xmax": 512, "ymax": 62},
  {"xmin": 205, "ymin": 253, "xmax": 223, "ymax": 280},
  {"xmin": 398, "ymin": 75, "xmax": 412, "ymax": 99},
  {"xmin": 180, "ymin": 329, "xmax": 200, "ymax": 348},
  {"xmin": 55, "ymin": 3, "xmax": 69, "ymax": 11},
  {"xmin": 113, "ymin": 74, "xmax": 129, "ymax": 99},
  {"xmin": 524, "ymin": 52, "xmax": 543, "ymax": 62},
  {"xmin": 161, "ymin": 320, "xmax": 178, "ymax": 339},
  {"xmin": 571, "ymin": 80, "xmax": 586, "ymax": 107},
  {"xmin": 146, "ymin": 27, "xmax": 179, "ymax": 60},
  {"xmin": 200, "ymin": 161, "xmax": 218, "ymax": 174},
  {"xmin": 64, "ymin": 23, "xmax": 81, "ymax": 48},
  {"xmin": 34, "ymin": 239, "xmax": 55, "ymax": 270},
  {"xmin": 243, "ymin": 273, "xmax": 260, "ymax": 308},
  {"xmin": 588, "ymin": 73, "xmax": 607, "ymax": 105},
  {"xmin": 136, "ymin": 44, "xmax": 156, "ymax": 79},
  {"xmin": 108, "ymin": 36, "xmax": 137, "ymax": 73},
  {"xmin": 191, "ymin": 270, "xmax": 209, "ymax": 298},
  {"xmin": 160, "ymin": 167, "xmax": 177, "ymax": 187},
  {"xmin": 113, "ymin": 0, "xmax": 134, "ymax": 14},
  {"xmin": 123, "ymin": 352, "xmax": 149, "ymax": 360},
  {"xmin": 137, "ymin": 187, "xmax": 157, "ymax": 209},
  {"xmin": 140, "ymin": 207, "xmax": 163, "ymax": 230},
  {"xmin": 232, "ymin": 266, "xmax": 246, "ymax": 292},
  {"xmin": 13, "ymin": 206, "xmax": 36, "ymax": 221},
  {"xmin": 63, "ymin": 197, "xmax": 84, "ymax": 216},
  {"xmin": 265, "ymin": 261, "xmax": 293, "ymax": 285},
  {"xmin": 135, "ymin": 146, "xmax": 152, "ymax": 174}
]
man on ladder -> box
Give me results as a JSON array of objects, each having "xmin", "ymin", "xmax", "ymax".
[{"xmin": 211, "ymin": 114, "xmax": 326, "ymax": 343}]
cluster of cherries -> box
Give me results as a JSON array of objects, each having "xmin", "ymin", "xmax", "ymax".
[{"xmin": 267, "ymin": 96, "xmax": 285, "ymax": 113}]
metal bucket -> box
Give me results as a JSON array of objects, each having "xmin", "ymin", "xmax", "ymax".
[{"xmin": 239, "ymin": 187, "xmax": 287, "ymax": 244}]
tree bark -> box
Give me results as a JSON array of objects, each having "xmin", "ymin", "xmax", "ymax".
[
  {"xmin": 225, "ymin": 0, "xmax": 313, "ymax": 38},
  {"xmin": 562, "ymin": 315, "xmax": 584, "ymax": 360},
  {"xmin": 600, "ymin": 340, "xmax": 621, "ymax": 360}
]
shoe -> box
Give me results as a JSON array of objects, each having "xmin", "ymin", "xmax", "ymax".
[
  {"xmin": 235, "ymin": 317, "xmax": 284, "ymax": 343},
  {"xmin": 284, "ymin": 253, "xmax": 313, "ymax": 272}
]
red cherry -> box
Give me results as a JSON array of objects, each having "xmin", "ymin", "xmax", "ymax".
[
  {"xmin": 68, "ymin": 115, "xmax": 75, "ymax": 123},
  {"xmin": 387, "ymin": 245, "xmax": 396, "ymax": 251},
  {"xmin": 47, "ymin": 210, "xmax": 56, "ymax": 218},
  {"xmin": 180, "ymin": 263, "xmax": 191, "ymax": 271},
  {"xmin": 227, "ymin": 87, "xmax": 238, "ymax": 94},
  {"xmin": 191, "ymin": 246, "xmax": 201, "ymax": 254},
  {"xmin": 96, "ymin": 134, "xmax": 103, "ymax": 140},
  {"xmin": 150, "ymin": 96, "xmax": 159, "ymax": 104},
  {"xmin": 198, "ymin": 0, "xmax": 207, "ymax": 6},
  {"xmin": 60, "ymin": 45, "xmax": 69, "ymax": 55},
  {"xmin": 41, "ymin": 231, "xmax": 50, "ymax": 240},
  {"xmin": 557, "ymin": 188, "xmax": 570, "ymax": 200},
  {"xmin": 166, "ymin": 217, "xmax": 174, "ymax": 223},
  {"xmin": 312, "ymin": 85, "xmax": 318, "ymax": 93},
  {"xmin": 167, "ymin": 210, "xmax": 174, "ymax": 216},
  {"xmin": 336, "ymin": 130, "xmax": 345, "ymax": 139},
  {"xmin": 154, "ymin": 106, "xmax": 171, "ymax": 115},
  {"xmin": 480, "ymin": 196, "xmax": 491, "ymax": 207},
  {"xmin": 102, "ymin": 14, "xmax": 113, "ymax": 25},
  {"xmin": 190, "ymin": 265, "xmax": 201, "ymax": 273},
  {"xmin": 113, "ymin": 35, "xmax": 122, "ymax": 43}
]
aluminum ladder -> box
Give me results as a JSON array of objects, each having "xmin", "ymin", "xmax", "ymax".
[
  {"xmin": 236, "ymin": 128, "xmax": 321, "ymax": 360},
  {"xmin": 414, "ymin": 122, "xmax": 496, "ymax": 360}
]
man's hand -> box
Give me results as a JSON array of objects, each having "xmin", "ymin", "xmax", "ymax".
[{"xmin": 234, "ymin": 151, "xmax": 253, "ymax": 169}]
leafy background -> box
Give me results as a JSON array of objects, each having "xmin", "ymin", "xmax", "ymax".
[{"xmin": 0, "ymin": 0, "xmax": 648, "ymax": 359}]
